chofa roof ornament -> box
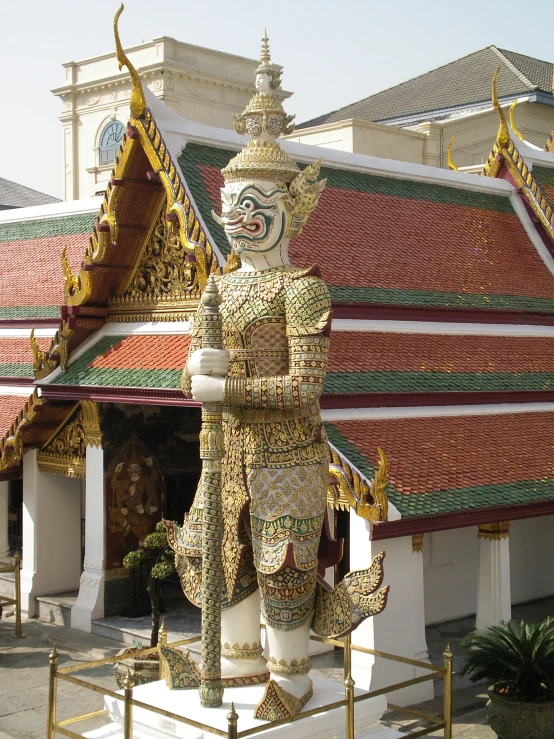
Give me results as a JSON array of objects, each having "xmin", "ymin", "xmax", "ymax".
[
  {"xmin": 113, "ymin": 4, "xmax": 147, "ymax": 120},
  {"xmin": 222, "ymin": 31, "xmax": 326, "ymax": 239}
]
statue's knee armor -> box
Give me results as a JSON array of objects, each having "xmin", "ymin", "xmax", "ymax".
[{"xmin": 258, "ymin": 566, "xmax": 317, "ymax": 631}]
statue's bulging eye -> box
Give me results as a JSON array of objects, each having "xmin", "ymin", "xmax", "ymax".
[{"xmin": 242, "ymin": 200, "xmax": 255, "ymax": 211}]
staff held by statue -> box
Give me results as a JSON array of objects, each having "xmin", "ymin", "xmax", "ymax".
[{"xmin": 198, "ymin": 276, "xmax": 225, "ymax": 707}]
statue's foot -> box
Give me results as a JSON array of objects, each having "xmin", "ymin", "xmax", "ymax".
[
  {"xmin": 254, "ymin": 677, "xmax": 313, "ymax": 720},
  {"xmin": 221, "ymin": 655, "xmax": 269, "ymax": 687}
]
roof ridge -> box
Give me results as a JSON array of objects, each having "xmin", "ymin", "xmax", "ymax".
[{"xmin": 489, "ymin": 45, "xmax": 537, "ymax": 91}]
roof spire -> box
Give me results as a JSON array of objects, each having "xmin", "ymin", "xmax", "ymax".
[
  {"xmin": 492, "ymin": 66, "xmax": 510, "ymax": 149},
  {"xmin": 447, "ymin": 136, "xmax": 458, "ymax": 171},
  {"xmin": 114, "ymin": 4, "xmax": 146, "ymax": 119}
]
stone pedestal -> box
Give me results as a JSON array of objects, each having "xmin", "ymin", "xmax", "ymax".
[
  {"xmin": 349, "ymin": 512, "xmax": 433, "ymax": 708},
  {"xmin": 72, "ymin": 445, "xmax": 106, "ymax": 632},
  {"xmin": 476, "ymin": 522, "xmax": 511, "ymax": 631},
  {"xmin": 83, "ymin": 677, "xmax": 403, "ymax": 739},
  {"xmin": 0, "ymin": 480, "xmax": 10, "ymax": 560},
  {"xmin": 21, "ymin": 450, "xmax": 82, "ymax": 617}
]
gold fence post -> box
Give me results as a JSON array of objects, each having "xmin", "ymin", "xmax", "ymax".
[
  {"xmin": 443, "ymin": 643, "xmax": 453, "ymax": 739},
  {"xmin": 13, "ymin": 550, "xmax": 23, "ymax": 638},
  {"xmin": 158, "ymin": 620, "xmax": 167, "ymax": 680},
  {"xmin": 344, "ymin": 634, "xmax": 355, "ymax": 739},
  {"xmin": 123, "ymin": 673, "xmax": 134, "ymax": 739},
  {"xmin": 46, "ymin": 645, "xmax": 58, "ymax": 739},
  {"xmin": 227, "ymin": 702, "xmax": 238, "ymax": 739}
]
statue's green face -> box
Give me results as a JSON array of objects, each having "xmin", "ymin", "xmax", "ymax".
[{"xmin": 213, "ymin": 181, "xmax": 288, "ymax": 254}]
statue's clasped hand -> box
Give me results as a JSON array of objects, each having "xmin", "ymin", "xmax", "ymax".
[{"xmin": 188, "ymin": 348, "xmax": 229, "ymax": 403}]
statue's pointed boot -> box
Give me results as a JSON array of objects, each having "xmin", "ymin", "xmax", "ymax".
[
  {"xmin": 312, "ymin": 551, "xmax": 389, "ymax": 638},
  {"xmin": 254, "ymin": 678, "xmax": 313, "ymax": 720}
]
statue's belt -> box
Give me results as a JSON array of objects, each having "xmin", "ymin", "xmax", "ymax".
[
  {"xmin": 228, "ymin": 348, "xmax": 288, "ymax": 361},
  {"xmin": 225, "ymin": 404, "xmax": 321, "ymax": 424}
]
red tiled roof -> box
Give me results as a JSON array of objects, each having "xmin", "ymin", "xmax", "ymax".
[
  {"xmin": 0, "ymin": 234, "xmax": 87, "ymax": 308},
  {"xmin": 328, "ymin": 332, "xmax": 554, "ymax": 373},
  {"xmin": 198, "ymin": 163, "xmax": 554, "ymax": 300},
  {"xmin": 0, "ymin": 395, "xmax": 30, "ymax": 437},
  {"xmin": 89, "ymin": 335, "xmax": 191, "ymax": 370},
  {"xmin": 0, "ymin": 337, "xmax": 50, "ymax": 367},
  {"xmin": 332, "ymin": 413, "xmax": 554, "ymax": 495}
]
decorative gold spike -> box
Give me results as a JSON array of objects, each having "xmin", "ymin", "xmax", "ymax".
[
  {"xmin": 509, "ymin": 100, "xmax": 524, "ymax": 141},
  {"xmin": 30, "ymin": 328, "xmax": 47, "ymax": 373},
  {"xmin": 447, "ymin": 136, "xmax": 458, "ymax": 171},
  {"xmin": 260, "ymin": 30, "xmax": 270, "ymax": 64},
  {"xmin": 62, "ymin": 246, "xmax": 80, "ymax": 297},
  {"xmin": 492, "ymin": 67, "xmax": 510, "ymax": 149},
  {"xmin": 114, "ymin": 4, "xmax": 146, "ymax": 119},
  {"xmin": 367, "ymin": 447, "xmax": 389, "ymax": 521}
]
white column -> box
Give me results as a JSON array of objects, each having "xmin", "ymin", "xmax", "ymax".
[
  {"xmin": 0, "ymin": 480, "xmax": 10, "ymax": 560},
  {"xmin": 72, "ymin": 445, "xmax": 105, "ymax": 632},
  {"xmin": 21, "ymin": 450, "xmax": 82, "ymax": 617},
  {"xmin": 476, "ymin": 522, "xmax": 511, "ymax": 631},
  {"xmin": 349, "ymin": 511, "xmax": 433, "ymax": 707}
]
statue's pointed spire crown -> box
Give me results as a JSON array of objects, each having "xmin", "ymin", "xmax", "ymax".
[{"xmin": 223, "ymin": 31, "xmax": 297, "ymax": 183}]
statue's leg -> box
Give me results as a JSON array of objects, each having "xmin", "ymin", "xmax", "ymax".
[{"xmin": 221, "ymin": 588, "xmax": 268, "ymax": 680}]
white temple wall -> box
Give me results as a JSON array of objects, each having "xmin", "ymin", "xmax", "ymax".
[
  {"xmin": 423, "ymin": 527, "xmax": 479, "ymax": 626},
  {"xmin": 510, "ymin": 516, "xmax": 554, "ymax": 605},
  {"xmin": 349, "ymin": 513, "xmax": 433, "ymax": 707},
  {"xmin": 21, "ymin": 450, "xmax": 81, "ymax": 617}
]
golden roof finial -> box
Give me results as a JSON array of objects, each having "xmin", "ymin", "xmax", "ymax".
[
  {"xmin": 447, "ymin": 136, "xmax": 458, "ymax": 171},
  {"xmin": 260, "ymin": 29, "xmax": 270, "ymax": 65},
  {"xmin": 114, "ymin": 4, "xmax": 146, "ymax": 120},
  {"xmin": 492, "ymin": 66, "xmax": 510, "ymax": 149},
  {"xmin": 509, "ymin": 100, "xmax": 524, "ymax": 141}
]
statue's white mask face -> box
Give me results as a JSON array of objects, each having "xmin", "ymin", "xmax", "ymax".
[{"xmin": 213, "ymin": 181, "xmax": 288, "ymax": 255}]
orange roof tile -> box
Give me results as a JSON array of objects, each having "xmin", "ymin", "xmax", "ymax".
[
  {"xmin": 0, "ymin": 395, "xmax": 30, "ymax": 438},
  {"xmin": 89, "ymin": 335, "xmax": 191, "ymax": 370}
]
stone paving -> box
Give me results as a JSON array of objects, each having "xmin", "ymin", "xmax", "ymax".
[{"xmin": 0, "ymin": 612, "xmax": 496, "ymax": 739}]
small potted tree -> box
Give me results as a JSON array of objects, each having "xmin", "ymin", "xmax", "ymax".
[
  {"xmin": 114, "ymin": 522, "xmax": 176, "ymax": 688},
  {"xmin": 461, "ymin": 618, "xmax": 554, "ymax": 739}
]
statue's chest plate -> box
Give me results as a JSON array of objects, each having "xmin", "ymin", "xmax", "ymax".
[{"xmin": 219, "ymin": 270, "xmax": 292, "ymax": 378}]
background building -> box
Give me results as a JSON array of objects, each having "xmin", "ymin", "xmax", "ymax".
[
  {"xmin": 51, "ymin": 38, "xmax": 290, "ymax": 200},
  {"xmin": 286, "ymin": 46, "xmax": 554, "ymax": 170}
]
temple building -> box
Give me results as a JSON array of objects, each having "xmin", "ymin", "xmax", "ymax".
[{"xmin": 3, "ymin": 34, "xmax": 554, "ymax": 709}]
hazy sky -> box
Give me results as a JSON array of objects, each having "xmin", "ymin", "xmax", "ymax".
[{"xmin": 2, "ymin": 0, "xmax": 553, "ymax": 199}]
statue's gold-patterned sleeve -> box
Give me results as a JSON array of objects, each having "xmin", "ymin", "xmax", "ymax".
[
  {"xmin": 180, "ymin": 302, "xmax": 205, "ymax": 398},
  {"xmin": 225, "ymin": 275, "xmax": 331, "ymax": 409}
]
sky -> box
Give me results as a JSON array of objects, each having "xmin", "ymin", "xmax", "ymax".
[{"xmin": 1, "ymin": 0, "xmax": 553, "ymax": 199}]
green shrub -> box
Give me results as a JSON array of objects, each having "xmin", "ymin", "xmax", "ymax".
[{"xmin": 461, "ymin": 618, "xmax": 554, "ymax": 702}]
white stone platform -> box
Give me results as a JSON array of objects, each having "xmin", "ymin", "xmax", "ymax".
[{"xmin": 84, "ymin": 676, "xmax": 404, "ymax": 739}]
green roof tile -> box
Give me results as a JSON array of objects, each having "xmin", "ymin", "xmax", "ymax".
[{"xmin": 0, "ymin": 213, "xmax": 97, "ymax": 244}]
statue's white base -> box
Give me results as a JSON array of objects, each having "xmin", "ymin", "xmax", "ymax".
[{"xmin": 84, "ymin": 677, "xmax": 404, "ymax": 739}]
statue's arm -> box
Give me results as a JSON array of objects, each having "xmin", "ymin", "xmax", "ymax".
[{"xmin": 225, "ymin": 276, "xmax": 331, "ymax": 409}]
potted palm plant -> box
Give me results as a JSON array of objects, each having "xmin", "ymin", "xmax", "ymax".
[
  {"xmin": 461, "ymin": 618, "xmax": 554, "ymax": 739},
  {"xmin": 114, "ymin": 522, "xmax": 176, "ymax": 688}
]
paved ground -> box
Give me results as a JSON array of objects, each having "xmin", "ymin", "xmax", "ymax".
[{"xmin": 0, "ymin": 613, "xmax": 494, "ymax": 739}]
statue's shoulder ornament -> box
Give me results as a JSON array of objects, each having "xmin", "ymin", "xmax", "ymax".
[{"xmin": 285, "ymin": 264, "xmax": 332, "ymax": 336}]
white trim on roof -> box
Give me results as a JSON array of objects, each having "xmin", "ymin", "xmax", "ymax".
[
  {"xmin": 40, "ymin": 320, "xmax": 193, "ymax": 384},
  {"xmin": 0, "ymin": 197, "xmax": 102, "ymax": 225},
  {"xmin": 145, "ymin": 88, "xmax": 514, "ymax": 197},
  {"xmin": 321, "ymin": 403, "xmax": 554, "ymax": 422},
  {"xmin": 508, "ymin": 187, "xmax": 554, "ymax": 282},
  {"xmin": 0, "ymin": 386, "xmax": 33, "ymax": 397},
  {"xmin": 0, "ymin": 328, "xmax": 57, "ymax": 338},
  {"xmin": 332, "ymin": 319, "xmax": 554, "ymax": 337}
]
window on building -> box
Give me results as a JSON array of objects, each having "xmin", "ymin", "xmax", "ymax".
[{"xmin": 99, "ymin": 121, "xmax": 125, "ymax": 166}]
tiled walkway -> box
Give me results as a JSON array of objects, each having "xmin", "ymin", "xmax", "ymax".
[{"xmin": 426, "ymin": 595, "xmax": 554, "ymax": 694}]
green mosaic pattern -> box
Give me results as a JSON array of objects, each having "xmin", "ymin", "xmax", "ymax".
[
  {"xmin": 0, "ymin": 213, "xmax": 97, "ymax": 244},
  {"xmin": 53, "ymin": 335, "xmax": 181, "ymax": 389},
  {"xmin": 0, "ymin": 363, "xmax": 33, "ymax": 378},
  {"xmin": 325, "ymin": 424, "xmax": 554, "ymax": 518},
  {"xmin": 328, "ymin": 285, "xmax": 554, "ymax": 311},
  {"xmin": 0, "ymin": 306, "xmax": 59, "ymax": 319},
  {"xmin": 531, "ymin": 165, "xmax": 554, "ymax": 192},
  {"xmin": 324, "ymin": 370, "xmax": 554, "ymax": 394}
]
